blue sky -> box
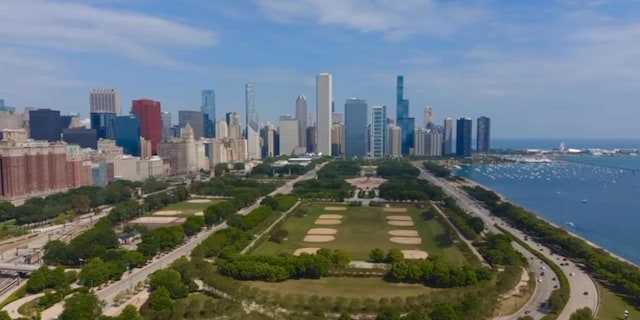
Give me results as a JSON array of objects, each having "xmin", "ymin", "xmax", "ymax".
[{"xmin": 1, "ymin": 0, "xmax": 640, "ymax": 138}]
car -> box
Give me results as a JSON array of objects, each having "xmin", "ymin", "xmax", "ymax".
[
  {"xmin": 584, "ymin": 291, "xmax": 589, "ymax": 295},
  {"xmin": 538, "ymin": 279, "xmax": 542, "ymax": 282}
]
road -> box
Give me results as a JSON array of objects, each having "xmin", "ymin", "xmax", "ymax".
[
  {"xmin": 417, "ymin": 167, "xmax": 598, "ymax": 320},
  {"xmin": 38, "ymin": 162, "xmax": 326, "ymax": 319}
]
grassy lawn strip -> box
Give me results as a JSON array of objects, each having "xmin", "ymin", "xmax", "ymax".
[
  {"xmin": 497, "ymin": 225, "xmax": 569, "ymax": 320},
  {"xmin": 161, "ymin": 199, "xmax": 224, "ymax": 215},
  {"xmin": 245, "ymin": 277, "xmax": 437, "ymax": 299},
  {"xmin": 0, "ymin": 285, "xmax": 26, "ymax": 308},
  {"xmin": 596, "ymin": 283, "xmax": 640, "ymax": 320}
]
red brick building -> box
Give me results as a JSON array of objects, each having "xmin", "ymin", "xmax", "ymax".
[{"xmin": 131, "ymin": 99, "xmax": 162, "ymax": 155}]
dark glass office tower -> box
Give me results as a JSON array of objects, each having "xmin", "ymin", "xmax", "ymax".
[
  {"xmin": 395, "ymin": 76, "xmax": 414, "ymax": 155},
  {"xmin": 476, "ymin": 116, "xmax": 491, "ymax": 153},
  {"xmin": 456, "ymin": 117, "xmax": 472, "ymax": 157},
  {"xmin": 113, "ymin": 115, "xmax": 141, "ymax": 156},
  {"xmin": 90, "ymin": 112, "xmax": 116, "ymax": 139},
  {"xmin": 29, "ymin": 109, "xmax": 62, "ymax": 142},
  {"xmin": 344, "ymin": 98, "xmax": 368, "ymax": 157}
]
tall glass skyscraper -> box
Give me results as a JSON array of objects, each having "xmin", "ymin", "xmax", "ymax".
[
  {"xmin": 245, "ymin": 82, "xmax": 261, "ymax": 159},
  {"xmin": 344, "ymin": 98, "xmax": 368, "ymax": 158},
  {"xmin": 295, "ymin": 94, "xmax": 307, "ymax": 148},
  {"xmin": 370, "ymin": 105, "xmax": 387, "ymax": 158},
  {"xmin": 456, "ymin": 117, "xmax": 472, "ymax": 157},
  {"xmin": 395, "ymin": 75, "xmax": 414, "ymax": 155},
  {"xmin": 113, "ymin": 115, "xmax": 141, "ymax": 156},
  {"xmin": 476, "ymin": 116, "xmax": 491, "ymax": 152},
  {"xmin": 90, "ymin": 112, "xmax": 116, "ymax": 140},
  {"xmin": 443, "ymin": 117, "xmax": 453, "ymax": 155},
  {"xmin": 201, "ymin": 90, "xmax": 216, "ymax": 138}
]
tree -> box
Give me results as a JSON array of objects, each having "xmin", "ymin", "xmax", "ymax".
[
  {"xmin": 148, "ymin": 286, "xmax": 173, "ymax": 319},
  {"xmin": 79, "ymin": 257, "xmax": 110, "ymax": 287},
  {"xmin": 149, "ymin": 269, "xmax": 189, "ymax": 299},
  {"xmin": 43, "ymin": 240, "xmax": 69, "ymax": 265},
  {"xmin": 376, "ymin": 308, "xmax": 401, "ymax": 320},
  {"xmin": 72, "ymin": 195, "xmax": 92, "ymax": 214},
  {"xmin": 369, "ymin": 248, "xmax": 386, "ymax": 262},
  {"xmin": 430, "ymin": 302, "xmax": 457, "ymax": 320},
  {"xmin": 117, "ymin": 305, "xmax": 143, "ymax": 320},
  {"xmin": 569, "ymin": 308, "xmax": 594, "ymax": 320},
  {"xmin": 338, "ymin": 312, "xmax": 353, "ymax": 320},
  {"xmin": 386, "ymin": 248, "xmax": 404, "ymax": 263},
  {"xmin": 60, "ymin": 291, "xmax": 104, "ymax": 320},
  {"xmin": 0, "ymin": 311, "xmax": 11, "ymax": 320}
]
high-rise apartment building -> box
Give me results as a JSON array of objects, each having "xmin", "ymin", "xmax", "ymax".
[
  {"xmin": 245, "ymin": 82, "xmax": 261, "ymax": 160},
  {"xmin": 161, "ymin": 112, "xmax": 172, "ymax": 141},
  {"xmin": 90, "ymin": 89, "xmax": 121, "ymax": 114},
  {"xmin": 396, "ymin": 76, "xmax": 414, "ymax": 155},
  {"xmin": 388, "ymin": 125, "xmax": 402, "ymax": 157},
  {"xmin": 260, "ymin": 124, "xmax": 276, "ymax": 158},
  {"xmin": 370, "ymin": 105, "xmax": 387, "ymax": 158},
  {"xmin": 295, "ymin": 94, "xmax": 307, "ymax": 148},
  {"xmin": 476, "ymin": 116, "xmax": 491, "ymax": 153},
  {"xmin": 414, "ymin": 129, "xmax": 442, "ymax": 156},
  {"xmin": 456, "ymin": 117, "xmax": 472, "ymax": 157},
  {"xmin": 443, "ymin": 117, "xmax": 453, "ymax": 155},
  {"xmin": 278, "ymin": 115, "xmax": 299, "ymax": 156},
  {"xmin": 306, "ymin": 127, "xmax": 316, "ymax": 154},
  {"xmin": 216, "ymin": 120, "xmax": 228, "ymax": 139},
  {"xmin": 62, "ymin": 128, "xmax": 98, "ymax": 149},
  {"xmin": 113, "ymin": 115, "xmax": 141, "ymax": 157},
  {"xmin": 201, "ymin": 89, "xmax": 216, "ymax": 138},
  {"xmin": 90, "ymin": 112, "xmax": 116, "ymax": 140},
  {"xmin": 226, "ymin": 112, "xmax": 241, "ymax": 139},
  {"xmin": 316, "ymin": 73, "xmax": 333, "ymax": 155},
  {"xmin": 331, "ymin": 123, "xmax": 345, "ymax": 156},
  {"xmin": 424, "ymin": 106, "xmax": 433, "ymax": 128},
  {"xmin": 344, "ymin": 98, "xmax": 368, "ymax": 158},
  {"xmin": 178, "ymin": 110, "xmax": 205, "ymax": 139},
  {"xmin": 29, "ymin": 109, "xmax": 62, "ymax": 142},
  {"xmin": 131, "ymin": 99, "xmax": 162, "ymax": 154}
]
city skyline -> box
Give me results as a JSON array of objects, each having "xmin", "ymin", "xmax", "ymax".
[{"xmin": 1, "ymin": 1, "xmax": 640, "ymax": 138}]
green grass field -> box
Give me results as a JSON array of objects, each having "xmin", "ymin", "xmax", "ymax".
[
  {"xmin": 246, "ymin": 277, "xmax": 438, "ymax": 299},
  {"xmin": 251, "ymin": 203, "xmax": 469, "ymax": 264},
  {"xmin": 597, "ymin": 283, "xmax": 640, "ymax": 320},
  {"xmin": 157, "ymin": 199, "xmax": 224, "ymax": 216}
]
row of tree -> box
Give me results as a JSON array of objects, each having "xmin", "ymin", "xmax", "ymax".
[
  {"xmin": 375, "ymin": 160, "xmax": 420, "ymax": 178},
  {"xmin": 378, "ymin": 179, "xmax": 445, "ymax": 201},
  {"xmin": 250, "ymin": 163, "xmax": 315, "ymax": 177},
  {"xmin": 423, "ymin": 162, "xmax": 452, "ymax": 178},
  {"xmin": 189, "ymin": 176, "xmax": 278, "ymax": 198},
  {"xmin": 387, "ymin": 257, "xmax": 492, "ymax": 288},
  {"xmin": 439, "ymin": 197, "xmax": 484, "ymax": 240},
  {"xmin": 219, "ymin": 249, "xmax": 350, "ymax": 282},
  {"xmin": 464, "ymin": 185, "xmax": 640, "ymax": 301}
]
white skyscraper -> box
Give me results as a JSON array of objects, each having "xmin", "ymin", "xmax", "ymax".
[
  {"xmin": 90, "ymin": 89, "xmax": 121, "ymax": 114},
  {"xmin": 295, "ymin": 94, "xmax": 307, "ymax": 148},
  {"xmin": 245, "ymin": 82, "xmax": 261, "ymax": 160},
  {"xmin": 370, "ymin": 105, "xmax": 387, "ymax": 158},
  {"xmin": 316, "ymin": 73, "xmax": 332, "ymax": 155}
]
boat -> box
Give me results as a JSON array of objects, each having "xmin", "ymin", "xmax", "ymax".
[
  {"xmin": 565, "ymin": 221, "xmax": 576, "ymax": 227},
  {"xmin": 581, "ymin": 199, "xmax": 587, "ymax": 204}
]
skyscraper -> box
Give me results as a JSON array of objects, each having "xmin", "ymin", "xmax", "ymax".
[
  {"xmin": 245, "ymin": 82, "xmax": 261, "ymax": 159},
  {"xmin": 161, "ymin": 112, "xmax": 172, "ymax": 141},
  {"xmin": 29, "ymin": 109, "xmax": 62, "ymax": 142},
  {"xmin": 90, "ymin": 112, "xmax": 116, "ymax": 140},
  {"xmin": 226, "ymin": 112, "xmax": 242, "ymax": 139},
  {"xmin": 388, "ymin": 125, "xmax": 402, "ymax": 157},
  {"xmin": 344, "ymin": 98, "xmax": 368, "ymax": 158},
  {"xmin": 370, "ymin": 105, "xmax": 387, "ymax": 158},
  {"xmin": 316, "ymin": 73, "xmax": 332, "ymax": 155},
  {"xmin": 414, "ymin": 129, "xmax": 442, "ymax": 156},
  {"xmin": 395, "ymin": 76, "xmax": 414, "ymax": 155},
  {"xmin": 424, "ymin": 106, "xmax": 433, "ymax": 128},
  {"xmin": 477, "ymin": 116, "xmax": 491, "ymax": 153},
  {"xmin": 201, "ymin": 90, "xmax": 216, "ymax": 138},
  {"xmin": 131, "ymin": 99, "xmax": 162, "ymax": 155},
  {"xmin": 90, "ymin": 89, "xmax": 121, "ymax": 114},
  {"xmin": 278, "ymin": 115, "xmax": 299, "ymax": 156},
  {"xmin": 178, "ymin": 110, "xmax": 205, "ymax": 139},
  {"xmin": 295, "ymin": 94, "xmax": 307, "ymax": 148},
  {"xmin": 456, "ymin": 117, "xmax": 472, "ymax": 157},
  {"xmin": 443, "ymin": 117, "xmax": 453, "ymax": 155},
  {"xmin": 113, "ymin": 115, "xmax": 141, "ymax": 156}
]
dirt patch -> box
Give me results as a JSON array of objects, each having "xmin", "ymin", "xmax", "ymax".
[
  {"xmin": 303, "ymin": 235, "xmax": 336, "ymax": 243},
  {"xmin": 193, "ymin": 211, "xmax": 204, "ymax": 216},
  {"xmin": 153, "ymin": 210, "xmax": 181, "ymax": 216},
  {"xmin": 389, "ymin": 237, "xmax": 422, "ymax": 245},
  {"xmin": 324, "ymin": 206, "xmax": 347, "ymax": 211},
  {"xmin": 315, "ymin": 219, "xmax": 342, "ymax": 225},
  {"xmin": 307, "ymin": 228, "xmax": 338, "ymax": 235},
  {"xmin": 384, "ymin": 207, "xmax": 408, "ymax": 213},
  {"xmin": 293, "ymin": 248, "xmax": 322, "ymax": 256},
  {"xmin": 319, "ymin": 214, "xmax": 343, "ymax": 219},
  {"xmin": 385, "ymin": 215, "xmax": 413, "ymax": 221},
  {"xmin": 389, "ymin": 230, "xmax": 419, "ymax": 237},
  {"xmin": 187, "ymin": 199, "xmax": 211, "ymax": 203},
  {"xmin": 402, "ymin": 250, "xmax": 428, "ymax": 259},
  {"xmin": 387, "ymin": 221, "xmax": 415, "ymax": 227}
]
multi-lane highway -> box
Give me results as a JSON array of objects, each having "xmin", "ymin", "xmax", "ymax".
[{"xmin": 417, "ymin": 166, "xmax": 598, "ymax": 320}]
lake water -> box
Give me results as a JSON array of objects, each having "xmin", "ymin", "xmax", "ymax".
[{"xmin": 455, "ymin": 155, "xmax": 640, "ymax": 264}]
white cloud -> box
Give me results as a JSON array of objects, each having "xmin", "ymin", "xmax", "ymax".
[
  {"xmin": 0, "ymin": 0, "xmax": 217, "ymax": 66},
  {"xmin": 255, "ymin": 0, "xmax": 487, "ymax": 39}
]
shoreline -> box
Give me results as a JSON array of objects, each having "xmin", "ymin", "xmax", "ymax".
[{"xmin": 455, "ymin": 176, "xmax": 639, "ymax": 268}]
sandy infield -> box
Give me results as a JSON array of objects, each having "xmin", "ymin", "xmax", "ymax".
[
  {"xmin": 324, "ymin": 206, "xmax": 347, "ymax": 211},
  {"xmin": 187, "ymin": 199, "xmax": 211, "ymax": 203},
  {"xmin": 389, "ymin": 237, "xmax": 422, "ymax": 245},
  {"xmin": 386, "ymin": 215, "xmax": 413, "ymax": 221},
  {"xmin": 402, "ymin": 250, "xmax": 428, "ymax": 259},
  {"xmin": 194, "ymin": 211, "xmax": 203, "ymax": 216},
  {"xmin": 384, "ymin": 207, "xmax": 408, "ymax": 213},
  {"xmin": 315, "ymin": 219, "xmax": 342, "ymax": 225},
  {"xmin": 319, "ymin": 214, "xmax": 343, "ymax": 219},
  {"xmin": 307, "ymin": 228, "xmax": 338, "ymax": 235},
  {"xmin": 293, "ymin": 248, "xmax": 321, "ymax": 256},
  {"xmin": 389, "ymin": 230, "xmax": 419, "ymax": 237},
  {"xmin": 153, "ymin": 210, "xmax": 181, "ymax": 216},
  {"xmin": 387, "ymin": 221, "xmax": 415, "ymax": 227},
  {"xmin": 303, "ymin": 235, "xmax": 336, "ymax": 243}
]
